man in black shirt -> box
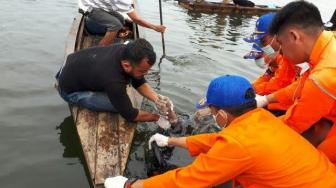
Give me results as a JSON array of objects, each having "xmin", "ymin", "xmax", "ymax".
[{"xmin": 57, "ymin": 39, "xmax": 172, "ymax": 123}]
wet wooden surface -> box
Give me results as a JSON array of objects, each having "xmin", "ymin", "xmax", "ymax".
[
  {"xmin": 178, "ymin": 0, "xmax": 280, "ymax": 14},
  {"xmin": 64, "ymin": 9, "xmax": 144, "ymax": 187}
]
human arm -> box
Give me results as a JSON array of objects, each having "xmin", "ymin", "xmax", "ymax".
[
  {"xmin": 269, "ymin": 72, "xmax": 309, "ymax": 105},
  {"xmin": 149, "ymin": 133, "xmax": 220, "ymax": 156},
  {"xmin": 256, "ymin": 77, "xmax": 301, "ymax": 107},
  {"xmin": 136, "ymin": 83, "xmax": 159, "ymax": 102},
  {"xmin": 141, "ymin": 135, "xmax": 252, "ymax": 188},
  {"xmin": 131, "ymin": 79, "xmax": 172, "ymax": 113},
  {"xmin": 252, "ymin": 74, "xmax": 271, "ymax": 95},
  {"xmin": 105, "ymin": 83, "xmax": 159, "ymax": 122},
  {"xmin": 255, "ymin": 58, "xmax": 297, "ymax": 95},
  {"xmin": 282, "ymin": 79, "xmax": 335, "ymax": 133},
  {"xmin": 149, "ymin": 134, "xmax": 187, "ymax": 149},
  {"xmin": 134, "ymin": 111, "xmax": 160, "ymax": 122},
  {"xmin": 127, "ymin": 10, "xmax": 166, "ymax": 33}
]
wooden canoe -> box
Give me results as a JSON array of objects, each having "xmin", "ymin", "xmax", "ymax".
[
  {"xmin": 63, "ymin": 5, "xmax": 144, "ymax": 188},
  {"xmin": 177, "ymin": 0, "xmax": 280, "ymax": 14}
]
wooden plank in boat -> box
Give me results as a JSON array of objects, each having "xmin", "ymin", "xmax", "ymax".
[{"xmin": 178, "ymin": 0, "xmax": 280, "ymax": 14}]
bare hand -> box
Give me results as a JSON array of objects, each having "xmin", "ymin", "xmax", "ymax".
[
  {"xmin": 193, "ymin": 107, "xmax": 212, "ymax": 123},
  {"xmin": 153, "ymin": 25, "xmax": 166, "ymax": 33}
]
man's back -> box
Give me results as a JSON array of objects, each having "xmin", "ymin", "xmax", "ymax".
[
  {"xmin": 79, "ymin": 0, "xmax": 133, "ymax": 13},
  {"xmin": 59, "ymin": 44, "xmax": 127, "ymax": 94},
  {"xmin": 224, "ymin": 108, "xmax": 336, "ymax": 187}
]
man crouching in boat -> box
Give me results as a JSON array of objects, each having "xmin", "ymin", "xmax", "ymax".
[
  {"xmin": 105, "ymin": 75, "xmax": 336, "ymax": 188},
  {"xmin": 78, "ymin": 0, "xmax": 166, "ymax": 46},
  {"xmin": 56, "ymin": 38, "xmax": 173, "ymax": 125}
]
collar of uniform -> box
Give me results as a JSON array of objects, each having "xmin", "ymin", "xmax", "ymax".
[
  {"xmin": 228, "ymin": 108, "xmax": 264, "ymax": 127},
  {"xmin": 309, "ymin": 31, "xmax": 334, "ymax": 67}
]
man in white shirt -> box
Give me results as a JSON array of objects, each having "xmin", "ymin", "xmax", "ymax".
[{"xmin": 78, "ymin": 0, "xmax": 166, "ymax": 46}]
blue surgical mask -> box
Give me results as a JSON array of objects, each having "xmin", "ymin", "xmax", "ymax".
[{"xmin": 261, "ymin": 37, "xmax": 276, "ymax": 58}]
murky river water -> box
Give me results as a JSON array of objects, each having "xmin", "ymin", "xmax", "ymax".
[{"xmin": 0, "ymin": 0, "xmax": 335, "ymax": 187}]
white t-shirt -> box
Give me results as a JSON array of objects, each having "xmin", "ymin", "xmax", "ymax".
[{"xmin": 78, "ymin": 0, "xmax": 134, "ymax": 13}]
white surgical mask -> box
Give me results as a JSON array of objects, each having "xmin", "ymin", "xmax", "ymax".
[
  {"xmin": 212, "ymin": 113, "xmax": 218, "ymax": 122},
  {"xmin": 261, "ymin": 37, "xmax": 277, "ymax": 58},
  {"xmin": 213, "ymin": 111, "xmax": 228, "ymax": 128},
  {"xmin": 255, "ymin": 58, "xmax": 266, "ymax": 69}
]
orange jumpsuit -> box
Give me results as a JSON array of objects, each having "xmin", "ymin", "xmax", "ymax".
[
  {"xmin": 273, "ymin": 31, "xmax": 336, "ymax": 163},
  {"xmin": 253, "ymin": 55, "xmax": 297, "ymax": 111},
  {"xmin": 253, "ymin": 54, "xmax": 297, "ymax": 96},
  {"xmin": 143, "ymin": 109, "xmax": 336, "ymax": 188}
]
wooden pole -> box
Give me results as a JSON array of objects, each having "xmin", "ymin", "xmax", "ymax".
[{"xmin": 159, "ymin": 0, "xmax": 166, "ymax": 56}]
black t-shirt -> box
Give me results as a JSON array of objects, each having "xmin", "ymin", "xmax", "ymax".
[{"xmin": 58, "ymin": 44, "xmax": 146, "ymax": 121}]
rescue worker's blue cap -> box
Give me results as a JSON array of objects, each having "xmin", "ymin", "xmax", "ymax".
[
  {"xmin": 196, "ymin": 75, "xmax": 255, "ymax": 109},
  {"xmin": 243, "ymin": 12, "xmax": 277, "ymax": 45}
]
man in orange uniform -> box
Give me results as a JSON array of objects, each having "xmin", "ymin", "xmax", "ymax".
[
  {"xmin": 243, "ymin": 13, "xmax": 297, "ymax": 98},
  {"xmin": 256, "ymin": 1, "xmax": 336, "ymax": 164},
  {"xmin": 104, "ymin": 75, "xmax": 336, "ymax": 188}
]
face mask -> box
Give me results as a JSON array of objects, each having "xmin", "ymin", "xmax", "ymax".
[
  {"xmin": 212, "ymin": 112, "xmax": 218, "ymax": 122},
  {"xmin": 261, "ymin": 37, "xmax": 277, "ymax": 58},
  {"xmin": 255, "ymin": 58, "xmax": 266, "ymax": 69},
  {"xmin": 213, "ymin": 111, "xmax": 228, "ymax": 128}
]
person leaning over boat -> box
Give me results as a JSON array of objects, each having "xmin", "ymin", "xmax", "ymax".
[
  {"xmin": 243, "ymin": 12, "xmax": 298, "ymax": 112},
  {"xmin": 104, "ymin": 75, "xmax": 336, "ymax": 188},
  {"xmin": 56, "ymin": 38, "xmax": 173, "ymax": 125},
  {"xmin": 78, "ymin": 0, "xmax": 166, "ymax": 46},
  {"xmin": 256, "ymin": 1, "xmax": 336, "ymax": 164}
]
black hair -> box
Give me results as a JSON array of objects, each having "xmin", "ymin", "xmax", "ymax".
[
  {"xmin": 218, "ymin": 88, "xmax": 257, "ymax": 116},
  {"xmin": 269, "ymin": 0, "xmax": 323, "ymax": 36},
  {"xmin": 121, "ymin": 38, "xmax": 156, "ymax": 66}
]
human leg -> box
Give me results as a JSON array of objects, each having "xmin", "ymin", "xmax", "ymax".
[
  {"xmin": 61, "ymin": 91, "xmax": 117, "ymax": 112},
  {"xmin": 87, "ymin": 8, "xmax": 125, "ymax": 46}
]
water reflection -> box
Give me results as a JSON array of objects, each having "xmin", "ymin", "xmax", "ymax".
[
  {"xmin": 56, "ymin": 116, "xmax": 93, "ymax": 187},
  {"xmin": 226, "ymin": 13, "xmax": 254, "ymax": 43},
  {"xmin": 145, "ymin": 55, "xmax": 165, "ymax": 90},
  {"xmin": 185, "ymin": 11, "xmax": 254, "ymax": 48}
]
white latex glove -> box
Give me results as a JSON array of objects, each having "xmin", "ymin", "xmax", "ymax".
[
  {"xmin": 255, "ymin": 94, "xmax": 269, "ymax": 108},
  {"xmin": 148, "ymin": 133, "xmax": 169, "ymax": 149},
  {"xmin": 157, "ymin": 116, "xmax": 171, "ymax": 130},
  {"xmin": 104, "ymin": 176, "xmax": 128, "ymax": 188}
]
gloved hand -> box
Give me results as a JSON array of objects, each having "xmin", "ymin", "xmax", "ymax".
[
  {"xmin": 157, "ymin": 116, "xmax": 171, "ymax": 130},
  {"xmin": 148, "ymin": 133, "xmax": 169, "ymax": 149},
  {"xmin": 255, "ymin": 95, "xmax": 269, "ymax": 108},
  {"xmin": 104, "ymin": 176, "xmax": 128, "ymax": 188}
]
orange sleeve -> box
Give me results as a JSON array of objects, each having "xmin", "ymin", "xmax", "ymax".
[
  {"xmin": 263, "ymin": 60, "xmax": 296, "ymax": 93},
  {"xmin": 143, "ymin": 135, "xmax": 252, "ymax": 188},
  {"xmin": 254, "ymin": 57, "xmax": 296, "ymax": 95},
  {"xmin": 253, "ymin": 75, "xmax": 271, "ymax": 95},
  {"xmin": 284, "ymin": 79, "xmax": 335, "ymax": 133},
  {"xmin": 273, "ymin": 79, "xmax": 299, "ymax": 105},
  {"xmin": 186, "ymin": 133, "xmax": 219, "ymax": 156}
]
